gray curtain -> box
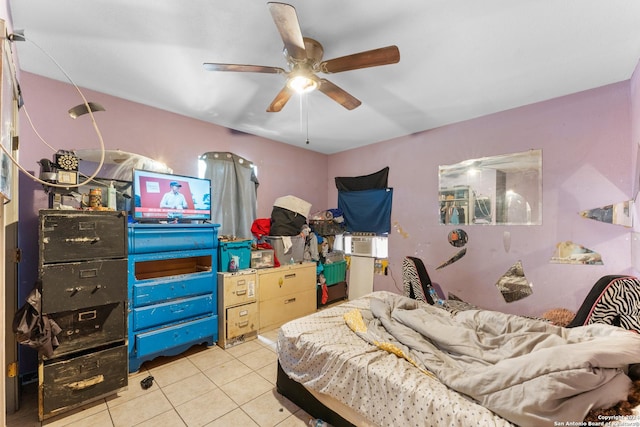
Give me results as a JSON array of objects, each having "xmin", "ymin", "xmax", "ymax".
[{"xmin": 200, "ymin": 152, "xmax": 258, "ymax": 239}]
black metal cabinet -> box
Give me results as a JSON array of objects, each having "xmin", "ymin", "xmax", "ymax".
[{"xmin": 38, "ymin": 210, "xmax": 128, "ymax": 420}]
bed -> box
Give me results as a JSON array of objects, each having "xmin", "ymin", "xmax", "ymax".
[{"xmin": 276, "ymin": 291, "xmax": 640, "ymax": 427}]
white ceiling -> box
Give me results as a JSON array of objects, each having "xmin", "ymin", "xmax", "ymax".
[{"xmin": 9, "ymin": 1, "xmax": 640, "ymax": 154}]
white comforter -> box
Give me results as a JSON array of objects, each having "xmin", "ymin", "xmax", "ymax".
[{"xmin": 278, "ymin": 291, "xmax": 640, "ymax": 427}]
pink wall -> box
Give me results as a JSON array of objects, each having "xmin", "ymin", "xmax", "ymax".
[
  {"xmin": 16, "ymin": 72, "xmax": 639, "ymax": 318},
  {"xmin": 15, "ymin": 73, "xmax": 331, "ymax": 335},
  {"xmin": 329, "ymin": 81, "xmax": 635, "ymax": 316},
  {"xmin": 17, "ymin": 72, "xmax": 328, "ymax": 218},
  {"xmin": 631, "ymin": 59, "xmax": 640, "ymax": 205},
  {"xmin": 633, "ymin": 59, "xmax": 640, "ymax": 161},
  {"xmin": 630, "ymin": 59, "xmax": 640, "ymax": 269}
]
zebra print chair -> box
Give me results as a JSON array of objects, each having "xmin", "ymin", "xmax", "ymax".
[
  {"xmin": 567, "ymin": 275, "xmax": 640, "ymax": 331},
  {"xmin": 402, "ymin": 256, "xmax": 435, "ymax": 304}
]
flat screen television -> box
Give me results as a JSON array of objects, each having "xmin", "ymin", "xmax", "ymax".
[{"xmin": 132, "ymin": 169, "xmax": 211, "ymax": 221}]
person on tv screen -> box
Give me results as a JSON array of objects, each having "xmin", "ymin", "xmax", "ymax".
[{"xmin": 160, "ymin": 181, "xmax": 188, "ymax": 210}]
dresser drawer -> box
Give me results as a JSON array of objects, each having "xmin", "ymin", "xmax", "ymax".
[
  {"xmin": 259, "ymin": 288, "xmax": 316, "ymax": 330},
  {"xmin": 40, "ymin": 345, "xmax": 128, "ymax": 419},
  {"xmin": 220, "ymin": 271, "xmax": 257, "ymax": 307},
  {"xmin": 226, "ymin": 303, "xmax": 258, "ymax": 339},
  {"xmin": 40, "ymin": 210, "xmax": 127, "ymax": 263},
  {"xmin": 132, "ymin": 272, "xmax": 215, "ymax": 307},
  {"xmin": 133, "ymin": 294, "xmax": 214, "ymax": 331},
  {"xmin": 258, "ymin": 263, "xmax": 316, "ymax": 302},
  {"xmin": 49, "ymin": 302, "xmax": 126, "ymax": 358},
  {"xmin": 133, "ymin": 315, "xmax": 217, "ymax": 359},
  {"xmin": 41, "ymin": 259, "xmax": 127, "ymax": 313},
  {"xmin": 128, "ymin": 223, "xmax": 218, "ymax": 254}
]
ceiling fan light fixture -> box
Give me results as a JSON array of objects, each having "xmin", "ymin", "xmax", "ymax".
[
  {"xmin": 287, "ymin": 74, "xmax": 319, "ymax": 94},
  {"xmin": 204, "ymin": 3, "xmax": 399, "ymax": 111}
]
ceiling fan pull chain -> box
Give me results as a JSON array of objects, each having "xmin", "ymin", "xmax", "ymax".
[
  {"xmin": 305, "ymin": 94, "xmax": 310, "ymax": 145},
  {"xmin": 299, "ymin": 94, "xmax": 304, "ymax": 134}
]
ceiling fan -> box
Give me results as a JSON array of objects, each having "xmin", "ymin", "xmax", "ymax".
[{"xmin": 203, "ymin": 2, "xmax": 400, "ymax": 112}]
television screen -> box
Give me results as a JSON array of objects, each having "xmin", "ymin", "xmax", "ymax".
[{"xmin": 132, "ymin": 169, "xmax": 211, "ymax": 221}]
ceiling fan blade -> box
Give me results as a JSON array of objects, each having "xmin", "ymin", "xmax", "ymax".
[
  {"xmin": 320, "ymin": 45, "xmax": 400, "ymax": 74},
  {"xmin": 268, "ymin": 2, "xmax": 306, "ymax": 61},
  {"xmin": 203, "ymin": 63, "xmax": 285, "ymax": 74},
  {"xmin": 318, "ymin": 79, "xmax": 361, "ymax": 110},
  {"xmin": 267, "ymin": 85, "xmax": 294, "ymax": 112}
]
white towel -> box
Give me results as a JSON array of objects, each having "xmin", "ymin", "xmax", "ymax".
[{"xmin": 282, "ymin": 236, "xmax": 293, "ymax": 253}]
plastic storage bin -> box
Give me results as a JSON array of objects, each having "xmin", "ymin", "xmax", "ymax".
[
  {"xmin": 250, "ymin": 249, "xmax": 274, "ymax": 269},
  {"xmin": 264, "ymin": 235, "xmax": 305, "ymax": 264},
  {"xmin": 218, "ymin": 239, "xmax": 252, "ymax": 272},
  {"xmin": 323, "ymin": 260, "xmax": 347, "ymax": 285}
]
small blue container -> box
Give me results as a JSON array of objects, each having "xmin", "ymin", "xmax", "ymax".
[{"xmin": 218, "ymin": 239, "xmax": 252, "ymax": 272}]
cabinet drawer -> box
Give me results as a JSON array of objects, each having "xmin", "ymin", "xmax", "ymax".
[
  {"xmin": 49, "ymin": 302, "xmax": 126, "ymax": 358},
  {"xmin": 41, "ymin": 259, "xmax": 126, "ymax": 313},
  {"xmin": 258, "ymin": 263, "xmax": 316, "ymax": 302},
  {"xmin": 260, "ymin": 288, "xmax": 316, "ymax": 330},
  {"xmin": 131, "ymin": 254, "xmax": 213, "ymax": 281},
  {"xmin": 128, "ymin": 223, "xmax": 217, "ymax": 254},
  {"xmin": 132, "ymin": 273, "xmax": 215, "ymax": 306},
  {"xmin": 133, "ymin": 315, "xmax": 217, "ymax": 359},
  {"xmin": 220, "ymin": 272, "xmax": 257, "ymax": 306},
  {"xmin": 40, "ymin": 210, "xmax": 127, "ymax": 263},
  {"xmin": 317, "ymin": 281, "xmax": 348, "ymax": 308},
  {"xmin": 226, "ymin": 303, "xmax": 258, "ymax": 339},
  {"xmin": 40, "ymin": 345, "xmax": 128, "ymax": 419},
  {"xmin": 133, "ymin": 294, "xmax": 214, "ymax": 331}
]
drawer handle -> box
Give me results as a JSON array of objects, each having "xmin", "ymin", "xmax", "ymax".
[
  {"xmin": 64, "ymin": 237, "xmax": 100, "ymax": 244},
  {"xmin": 237, "ymin": 321, "xmax": 249, "ymax": 328},
  {"xmin": 284, "ymin": 298, "xmax": 296, "ymax": 304},
  {"xmin": 80, "ymin": 359, "xmax": 100, "ymax": 372},
  {"xmin": 239, "ymin": 310, "xmax": 248, "ymax": 317},
  {"xmin": 66, "ymin": 287, "xmax": 82, "ymax": 295},
  {"xmin": 284, "ymin": 273, "xmax": 296, "ymax": 280},
  {"xmin": 67, "ymin": 374, "xmax": 104, "ymax": 390},
  {"xmin": 78, "ymin": 221, "xmax": 97, "ymax": 230},
  {"xmin": 237, "ymin": 279, "xmax": 245, "ymax": 285},
  {"xmin": 80, "ymin": 268, "xmax": 98, "ymax": 278},
  {"xmin": 78, "ymin": 310, "xmax": 97, "ymax": 321},
  {"xmin": 235, "ymin": 289, "xmax": 247, "ymax": 296}
]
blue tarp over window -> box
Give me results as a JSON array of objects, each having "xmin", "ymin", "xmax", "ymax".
[{"xmin": 338, "ymin": 188, "xmax": 393, "ymax": 234}]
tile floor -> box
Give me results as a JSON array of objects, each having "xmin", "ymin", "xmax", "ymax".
[{"xmin": 6, "ymin": 329, "xmax": 313, "ymax": 427}]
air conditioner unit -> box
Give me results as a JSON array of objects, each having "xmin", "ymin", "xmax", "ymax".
[{"xmin": 343, "ymin": 234, "xmax": 388, "ymax": 258}]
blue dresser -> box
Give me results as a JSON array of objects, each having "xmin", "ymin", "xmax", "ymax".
[{"xmin": 127, "ymin": 222, "xmax": 220, "ymax": 372}]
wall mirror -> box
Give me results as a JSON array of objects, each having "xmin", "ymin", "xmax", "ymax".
[{"xmin": 439, "ymin": 149, "xmax": 542, "ymax": 225}]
